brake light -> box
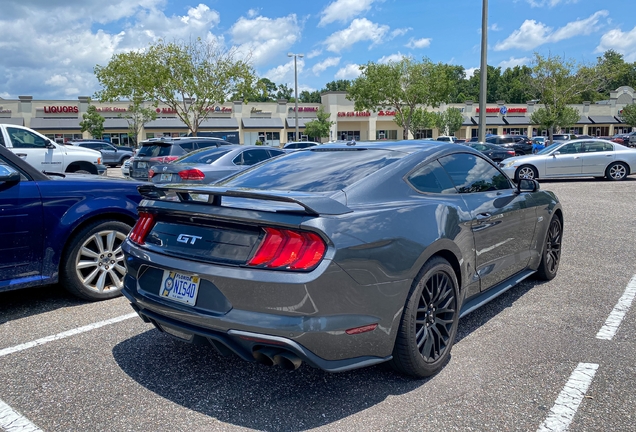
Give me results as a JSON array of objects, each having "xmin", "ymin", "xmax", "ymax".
[
  {"xmin": 248, "ymin": 228, "xmax": 326, "ymax": 270},
  {"xmin": 178, "ymin": 169, "xmax": 205, "ymax": 180},
  {"xmin": 129, "ymin": 212, "xmax": 155, "ymax": 245},
  {"xmin": 507, "ymin": 151, "xmax": 515, "ymax": 155},
  {"xmin": 149, "ymin": 156, "xmax": 180, "ymax": 163},
  {"xmin": 148, "ymin": 169, "xmax": 155, "ymax": 179}
]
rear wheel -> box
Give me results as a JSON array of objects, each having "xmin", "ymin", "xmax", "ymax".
[
  {"xmin": 605, "ymin": 162, "xmax": 628, "ymax": 181},
  {"xmin": 535, "ymin": 216, "xmax": 562, "ymax": 281},
  {"xmin": 61, "ymin": 220, "xmax": 132, "ymax": 300},
  {"xmin": 515, "ymin": 165, "xmax": 538, "ymax": 182},
  {"xmin": 391, "ymin": 257, "xmax": 459, "ymax": 378}
]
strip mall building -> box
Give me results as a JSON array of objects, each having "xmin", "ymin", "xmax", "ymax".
[{"xmin": 1, "ymin": 86, "xmax": 634, "ymax": 146}]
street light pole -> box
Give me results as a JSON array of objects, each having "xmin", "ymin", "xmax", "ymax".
[
  {"xmin": 478, "ymin": 0, "xmax": 488, "ymax": 143},
  {"xmin": 288, "ymin": 52, "xmax": 304, "ymax": 141}
]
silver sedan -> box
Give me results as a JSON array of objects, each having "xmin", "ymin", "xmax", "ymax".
[{"xmin": 499, "ymin": 139, "xmax": 636, "ymax": 181}]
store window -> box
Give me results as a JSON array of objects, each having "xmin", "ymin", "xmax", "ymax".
[
  {"xmin": 338, "ymin": 130, "xmax": 360, "ymax": 141},
  {"xmin": 376, "ymin": 130, "xmax": 398, "ymax": 140},
  {"xmin": 146, "ymin": 133, "xmax": 155, "ymax": 139},
  {"xmin": 471, "ymin": 128, "xmax": 498, "ymax": 137},
  {"xmin": 592, "ymin": 127, "xmax": 609, "ymax": 137},
  {"xmin": 414, "ymin": 129, "xmax": 433, "ymax": 139},
  {"xmin": 502, "ymin": 128, "xmax": 524, "ymax": 135},
  {"xmin": 563, "ymin": 127, "xmax": 583, "ymax": 134}
]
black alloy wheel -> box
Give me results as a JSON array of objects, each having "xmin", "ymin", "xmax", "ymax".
[
  {"xmin": 391, "ymin": 257, "xmax": 459, "ymax": 377},
  {"xmin": 536, "ymin": 216, "xmax": 562, "ymax": 280}
]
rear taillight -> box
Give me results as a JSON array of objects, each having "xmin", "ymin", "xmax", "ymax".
[
  {"xmin": 248, "ymin": 228, "xmax": 326, "ymax": 270},
  {"xmin": 128, "ymin": 212, "xmax": 155, "ymax": 245},
  {"xmin": 507, "ymin": 151, "xmax": 515, "ymax": 155},
  {"xmin": 148, "ymin": 169, "xmax": 155, "ymax": 179},
  {"xmin": 178, "ymin": 169, "xmax": 205, "ymax": 180},
  {"xmin": 149, "ymin": 156, "xmax": 180, "ymax": 164}
]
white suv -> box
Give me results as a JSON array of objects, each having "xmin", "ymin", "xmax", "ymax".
[{"xmin": 0, "ymin": 124, "xmax": 105, "ymax": 174}]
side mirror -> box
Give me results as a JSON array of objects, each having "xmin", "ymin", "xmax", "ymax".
[
  {"xmin": 517, "ymin": 178, "xmax": 539, "ymax": 193},
  {"xmin": 46, "ymin": 140, "xmax": 56, "ymax": 149},
  {"xmin": 0, "ymin": 165, "xmax": 21, "ymax": 183},
  {"xmin": 552, "ymin": 151, "xmax": 560, "ymax": 156}
]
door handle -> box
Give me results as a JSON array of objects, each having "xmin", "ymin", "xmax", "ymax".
[
  {"xmin": 16, "ymin": 153, "xmax": 27, "ymax": 159},
  {"xmin": 476, "ymin": 213, "xmax": 491, "ymax": 220}
]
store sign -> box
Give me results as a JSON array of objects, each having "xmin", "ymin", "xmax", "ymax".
[
  {"xmin": 97, "ymin": 107, "xmax": 128, "ymax": 112},
  {"xmin": 475, "ymin": 106, "xmax": 527, "ymax": 114},
  {"xmin": 378, "ymin": 110, "xmax": 396, "ymax": 116},
  {"xmin": 0, "ymin": 107, "xmax": 11, "ymax": 113},
  {"xmin": 289, "ymin": 107, "xmax": 318, "ymax": 112},
  {"xmin": 43, "ymin": 105, "xmax": 79, "ymax": 113},
  {"xmin": 338, "ymin": 111, "xmax": 371, "ymax": 117},
  {"xmin": 206, "ymin": 106, "xmax": 232, "ymax": 113},
  {"xmin": 156, "ymin": 108, "xmax": 177, "ymax": 114}
]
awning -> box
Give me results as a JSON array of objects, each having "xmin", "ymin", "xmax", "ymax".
[
  {"xmin": 29, "ymin": 118, "xmax": 80, "ymax": 129},
  {"xmin": 286, "ymin": 118, "xmax": 311, "ymax": 128},
  {"xmin": 103, "ymin": 118, "xmax": 129, "ymax": 129},
  {"xmin": 145, "ymin": 117, "xmax": 238, "ymax": 129},
  {"xmin": 462, "ymin": 117, "xmax": 473, "ymax": 126},
  {"xmin": 242, "ymin": 118, "xmax": 284, "ymax": 129},
  {"xmin": 504, "ymin": 116, "xmax": 530, "ymax": 125},
  {"xmin": 0, "ymin": 117, "xmax": 24, "ymax": 126},
  {"xmin": 589, "ymin": 116, "xmax": 619, "ymax": 124},
  {"xmin": 471, "ymin": 116, "xmax": 506, "ymax": 126},
  {"xmin": 576, "ymin": 116, "xmax": 592, "ymax": 124}
]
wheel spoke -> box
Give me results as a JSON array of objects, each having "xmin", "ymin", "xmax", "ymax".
[
  {"xmin": 80, "ymin": 247, "xmax": 99, "ymax": 259},
  {"xmin": 416, "ymin": 326, "xmax": 426, "ymax": 348},
  {"xmin": 108, "ymin": 270, "xmax": 122, "ymax": 288},
  {"xmin": 421, "ymin": 329, "xmax": 434, "ymax": 358},
  {"xmin": 77, "ymin": 260, "xmax": 98, "ymax": 270},
  {"xmin": 95, "ymin": 272, "xmax": 107, "ymax": 293},
  {"xmin": 106, "ymin": 231, "xmax": 117, "ymax": 252},
  {"xmin": 82, "ymin": 267, "xmax": 99, "ymax": 285},
  {"xmin": 114, "ymin": 263, "xmax": 126, "ymax": 274},
  {"xmin": 92, "ymin": 234, "xmax": 105, "ymax": 253}
]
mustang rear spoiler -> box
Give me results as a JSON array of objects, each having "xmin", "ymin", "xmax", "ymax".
[{"xmin": 137, "ymin": 184, "xmax": 352, "ymax": 216}]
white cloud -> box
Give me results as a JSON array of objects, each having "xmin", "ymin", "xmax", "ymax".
[
  {"xmin": 247, "ymin": 8, "xmax": 259, "ymax": 18},
  {"xmin": 391, "ymin": 28, "xmax": 412, "ymax": 38},
  {"xmin": 230, "ymin": 14, "xmax": 301, "ymax": 65},
  {"xmin": 498, "ymin": 56, "xmax": 531, "ymax": 69},
  {"xmin": 312, "ymin": 57, "xmax": 341, "ymax": 75},
  {"xmin": 45, "ymin": 75, "xmax": 69, "ymax": 87},
  {"xmin": 319, "ymin": 0, "xmax": 376, "ymax": 26},
  {"xmin": 526, "ymin": 0, "xmax": 579, "ymax": 7},
  {"xmin": 494, "ymin": 10, "xmax": 609, "ymax": 51},
  {"xmin": 378, "ymin": 52, "xmax": 407, "ymax": 64},
  {"xmin": 334, "ymin": 64, "xmax": 362, "ymax": 79},
  {"xmin": 465, "ymin": 67, "xmax": 478, "ymax": 79},
  {"xmin": 405, "ymin": 37, "xmax": 432, "ymax": 49},
  {"xmin": 306, "ymin": 49, "xmax": 323, "ymax": 59},
  {"xmin": 264, "ymin": 59, "xmax": 306, "ymax": 85},
  {"xmin": 596, "ymin": 26, "xmax": 636, "ymax": 62},
  {"xmin": 323, "ymin": 18, "xmax": 389, "ymax": 52},
  {"xmin": 490, "ymin": 23, "xmax": 501, "ymax": 31}
]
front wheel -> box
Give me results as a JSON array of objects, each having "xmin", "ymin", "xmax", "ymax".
[
  {"xmin": 391, "ymin": 257, "xmax": 459, "ymax": 378},
  {"xmin": 535, "ymin": 216, "xmax": 562, "ymax": 280},
  {"xmin": 515, "ymin": 165, "xmax": 538, "ymax": 182},
  {"xmin": 605, "ymin": 162, "xmax": 628, "ymax": 181},
  {"xmin": 61, "ymin": 220, "xmax": 132, "ymax": 300}
]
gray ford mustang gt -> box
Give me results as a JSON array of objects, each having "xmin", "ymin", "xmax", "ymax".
[{"xmin": 122, "ymin": 141, "xmax": 563, "ymax": 378}]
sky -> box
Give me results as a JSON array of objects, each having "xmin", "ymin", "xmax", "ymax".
[{"xmin": 1, "ymin": 0, "xmax": 635, "ymax": 101}]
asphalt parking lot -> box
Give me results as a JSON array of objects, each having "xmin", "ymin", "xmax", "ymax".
[{"xmin": 1, "ymin": 177, "xmax": 635, "ymax": 432}]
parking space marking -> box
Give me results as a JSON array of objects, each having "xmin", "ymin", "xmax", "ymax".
[
  {"xmin": 0, "ymin": 313, "xmax": 137, "ymax": 358},
  {"xmin": 596, "ymin": 274, "xmax": 636, "ymax": 340},
  {"xmin": 537, "ymin": 363, "xmax": 599, "ymax": 432},
  {"xmin": 0, "ymin": 398, "xmax": 43, "ymax": 432}
]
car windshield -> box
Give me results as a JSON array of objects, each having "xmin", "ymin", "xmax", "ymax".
[
  {"xmin": 176, "ymin": 147, "xmax": 232, "ymax": 164},
  {"xmin": 137, "ymin": 143, "xmax": 173, "ymax": 157},
  {"xmin": 536, "ymin": 143, "xmax": 565, "ymax": 155},
  {"xmin": 219, "ymin": 148, "xmax": 405, "ymax": 192}
]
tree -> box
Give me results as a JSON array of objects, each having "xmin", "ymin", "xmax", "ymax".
[
  {"xmin": 348, "ymin": 57, "xmax": 453, "ymax": 139},
  {"xmin": 528, "ymin": 52, "xmax": 601, "ymax": 142},
  {"xmin": 321, "ymin": 79, "xmax": 351, "ymax": 92},
  {"xmin": 79, "ymin": 104, "xmax": 105, "ymax": 139},
  {"xmin": 303, "ymin": 107, "xmax": 334, "ymax": 142},
  {"xmin": 299, "ymin": 90, "xmax": 321, "ymax": 103},
  {"xmin": 394, "ymin": 107, "xmax": 436, "ymax": 138},
  {"xmin": 118, "ymin": 104, "xmax": 157, "ymax": 147},
  {"xmin": 276, "ymin": 84, "xmax": 293, "ymax": 101},
  {"xmin": 435, "ymin": 108, "xmax": 464, "ymax": 137},
  {"xmin": 530, "ymin": 106, "xmax": 579, "ymax": 139},
  {"xmin": 94, "ymin": 37, "xmax": 258, "ymax": 136},
  {"xmin": 618, "ymin": 103, "xmax": 636, "ymax": 129}
]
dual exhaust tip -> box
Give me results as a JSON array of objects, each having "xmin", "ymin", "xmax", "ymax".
[{"xmin": 252, "ymin": 347, "xmax": 302, "ymax": 371}]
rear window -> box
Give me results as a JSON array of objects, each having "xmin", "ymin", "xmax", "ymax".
[
  {"xmin": 219, "ymin": 148, "xmax": 405, "ymax": 192},
  {"xmin": 177, "ymin": 147, "xmax": 232, "ymax": 164},
  {"xmin": 137, "ymin": 143, "xmax": 173, "ymax": 157}
]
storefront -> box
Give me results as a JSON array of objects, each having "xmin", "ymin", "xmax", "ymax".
[{"xmin": 242, "ymin": 118, "xmax": 283, "ymax": 146}]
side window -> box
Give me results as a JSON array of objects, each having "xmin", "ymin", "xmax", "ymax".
[
  {"xmin": 439, "ymin": 153, "xmax": 511, "ymax": 193},
  {"xmin": 286, "ymin": 143, "xmax": 298, "ymax": 149},
  {"xmin": 558, "ymin": 143, "xmax": 582, "ymax": 154},
  {"xmin": 196, "ymin": 141, "xmax": 217, "ymax": 149},
  {"xmin": 178, "ymin": 142, "xmax": 195, "ymax": 152},
  {"xmin": 0, "ymin": 155, "xmax": 30, "ymax": 181},
  {"xmin": 7, "ymin": 127, "xmax": 49, "ymax": 149},
  {"xmin": 268, "ymin": 149, "xmax": 285, "ymax": 158},
  {"xmin": 232, "ymin": 153, "xmax": 244, "ymax": 166},
  {"xmin": 80, "ymin": 143, "xmax": 99, "ymax": 150},
  {"xmin": 0, "ymin": 131, "xmax": 6, "ymax": 147},
  {"xmin": 407, "ymin": 160, "xmax": 457, "ymax": 194},
  {"xmin": 241, "ymin": 149, "xmax": 270, "ymax": 165}
]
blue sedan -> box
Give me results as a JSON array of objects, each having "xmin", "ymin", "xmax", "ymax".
[{"xmin": 0, "ymin": 145, "xmax": 143, "ymax": 300}]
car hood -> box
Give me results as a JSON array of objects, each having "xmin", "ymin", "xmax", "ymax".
[
  {"xmin": 500, "ymin": 154, "xmax": 545, "ymax": 165},
  {"xmin": 61, "ymin": 145, "xmax": 102, "ymax": 158}
]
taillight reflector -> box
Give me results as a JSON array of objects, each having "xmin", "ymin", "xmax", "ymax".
[
  {"xmin": 178, "ymin": 169, "xmax": 205, "ymax": 180},
  {"xmin": 129, "ymin": 212, "xmax": 155, "ymax": 245},
  {"xmin": 345, "ymin": 324, "xmax": 378, "ymax": 335},
  {"xmin": 248, "ymin": 228, "xmax": 326, "ymax": 270}
]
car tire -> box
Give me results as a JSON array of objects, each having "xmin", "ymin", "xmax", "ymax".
[
  {"xmin": 515, "ymin": 165, "xmax": 538, "ymax": 182},
  {"xmin": 535, "ymin": 215, "xmax": 562, "ymax": 281},
  {"xmin": 605, "ymin": 162, "xmax": 628, "ymax": 181},
  {"xmin": 61, "ymin": 220, "xmax": 132, "ymax": 301},
  {"xmin": 73, "ymin": 170, "xmax": 92, "ymax": 174},
  {"xmin": 119, "ymin": 156, "xmax": 130, "ymax": 166},
  {"xmin": 390, "ymin": 256, "xmax": 459, "ymax": 378}
]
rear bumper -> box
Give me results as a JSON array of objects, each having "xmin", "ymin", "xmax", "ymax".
[
  {"xmin": 122, "ymin": 240, "xmax": 408, "ymax": 372},
  {"xmin": 96, "ymin": 164, "xmax": 108, "ymax": 175}
]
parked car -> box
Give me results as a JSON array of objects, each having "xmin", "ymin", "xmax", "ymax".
[
  {"xmin": 500, "ymin": 139, "xmax": 636, "ymax": 181},
  {"xmin": 283, "ymin": 141, "xmax": 320, "ymax": 150},
  {"xmin": 130, "ymin": 137, "xmax": 232, "ymax": 181},
  {"xmin": 466, "ymin": 142, "xmax": 516, "ymax": 162},
  {"xmin": 122, "ymin": 141, "xmax": 563, "ymax": 377},
  {"xmin": 485, "ymin": 135, "xmax": 532, "ymax": 155},
  {"xmin": 0, "ymin": 124, "xmax": 106, "ymax": 175},
  {"xmin": 66, "ymin": 139, "xmax": 135, "ymax": 153},
  {"xmin": 628, "ymin": 132, "xmax": 636, "ymax": 147},
  {"xmin": 122, "ymin": 157, "xmax": 132, "ymax": 177},
  {"xmin": 436, "ymin": 136, "xmax": 456, "ymax": 143},
  {"xmin": 68, "ymin": 140, "xmax": 134, "ymax": 167},
  {"xmin": 611, "ymin": 134, "xmax": 630, "ymax": 146},
  {"xmin": 532, "ymin": 137, "xmax": 546, "ymax": 153},
  {"xmin": 0, "ymin": 144, "xmax": 143, "ymax": 300},
  {"xmin": 148, "ymin": 145, "xmax": 285, "ymax": 184}
]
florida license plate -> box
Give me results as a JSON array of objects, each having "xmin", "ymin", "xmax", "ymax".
[
  {"xmin": 160, "ymin": 173, "xmax": 173, "ymax": 182},
  {"xmin": 159, "ymin": 271, "xmax": 200, "ymax": 306}
]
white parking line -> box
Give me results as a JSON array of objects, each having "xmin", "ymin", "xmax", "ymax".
[
  {"xmin": 0, "ymin": 313, "xmax": 137, "ymax": 358},
  {"xmin": 596, "ymin": 275, "xmax": 636, "ymax": 340},
  {"xmin": 0, "ymin": 398, "xmax": 43, "ymax": 432},
  {"xmin": 537, "ymin": 363, "xmax": 599, "ymax": 432}
]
